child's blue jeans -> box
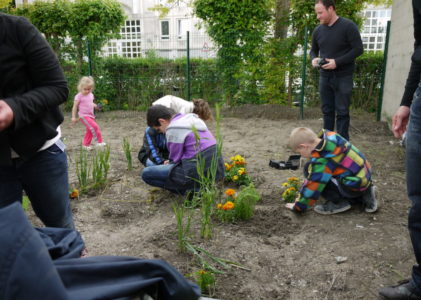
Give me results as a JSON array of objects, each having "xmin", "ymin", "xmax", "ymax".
[
  {"xmin": 141, "ymin": 163, "xmax": 187, "ymax": 194},
  {"xmin": 0, "ymin": 141, "xmax": 75, "ymax": 229}
]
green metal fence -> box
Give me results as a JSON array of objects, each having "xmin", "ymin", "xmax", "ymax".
[{"xmin": 63, "ymin": 28, "xmax": 389, "ymax": 119}]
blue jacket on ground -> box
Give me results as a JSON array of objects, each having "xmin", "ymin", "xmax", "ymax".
[{"xmin": 0, "ymin": 202, "xmax": 201, "ymax": 300}]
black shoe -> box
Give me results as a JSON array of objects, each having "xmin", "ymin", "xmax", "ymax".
[
  {"xmin": 379, "ymin": 279, "xmax": 421, "ymax": 299},
  {"xmin": 363, "ymin": 185, "xmax": 378, "ymax": 213},
  {"xmin": 314, "ymin": 200, "xmax": 351, "ymax": 215}
]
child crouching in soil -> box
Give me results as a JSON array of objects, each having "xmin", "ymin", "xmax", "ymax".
[
  {"xmin": 285, "ymin": 127, "xmax": 378, "ymax": 215},
  {"xmin": 141, "ymin": 104, "xmax": 224, "ymax": 195}
]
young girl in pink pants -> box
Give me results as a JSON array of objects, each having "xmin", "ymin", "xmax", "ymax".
[{"xmin": 71, "ymin": 76, "xmax": 106, "ymax": 150}]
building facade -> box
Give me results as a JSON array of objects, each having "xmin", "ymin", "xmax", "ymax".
[
  {"xmin": 103, "ymin": 0, "xmax": 216, "ymax": 59},
  {"xmin": 361, "ymin": 5, "xmax": 392, "ymax": 52}
]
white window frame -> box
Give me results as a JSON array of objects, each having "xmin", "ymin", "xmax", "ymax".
[{"xmin": 161, "ymin": 20, "xmax": 170, "ymax": 40}]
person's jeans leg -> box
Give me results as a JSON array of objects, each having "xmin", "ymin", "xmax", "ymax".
[
  {"xmin": 0, "ymin": 165, "xmax": 24, "ymax": 208},
  {"xmin": 334, "ymin": 75, "xmax": 353, "ymax": 140},
  {"xmin": 142, "ymin": 164, "xmax": 173, "ymax": 188},
  {"xmin": 319, "ymin": 75, "xmax": 336, "ymax": 131},
  {"xmin": 406, "ymin": 91, "xmax": 421, "ymax": 291},
  {"xmin": 146, "ymin": 158, "xmax": 157, "ymax": 167},
  {"xmin": 19, "ymin": 143, "xmax": 75, "ymax": 229},
  {"xmin": 142, "ymin": 164, "xmax": 188, "ymax": 195}
]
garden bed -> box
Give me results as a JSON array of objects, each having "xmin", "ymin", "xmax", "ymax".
[{"xmin": 30, "ymin": 106, "xmax": 411, "ymax": 299}]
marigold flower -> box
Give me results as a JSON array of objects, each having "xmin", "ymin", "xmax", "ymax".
[
  {"xmin": 69, "ymin": 189, "xmax": 79, "ymax": 199},
  {"xmin": 199, "ymin": 270, "xmax": 207, "ymax": 275},
  {"xmin": 223, "ymin": 201, "xmax": 235, "ymax": 210},
  {"xmin": 225, "ymin": 189, "xmax": 236, "ymax": 196},
  {"xmin": 282, "ymin": 182, "xmax": 289, "ymax": 187},
  {"xmin": 217, "ymin": 203, "xmax": 223, "ymax": 209},
  {"xmin": 232, "ymin": 175, "xmax": 239, "ymax": 181},
  {"xmin": 237, "ymin": 168, "xmax": 245, "ymax": 175},
  {"xmin": 224, "ymin": 163, "xmax": 233, "ymax": 171},
  {"xmin": 288, "ymin": 177, "xmax": 299, "ymax": 182}
]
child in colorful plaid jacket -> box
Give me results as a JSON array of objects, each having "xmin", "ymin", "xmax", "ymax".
[{"xmin": 285, "ymin": 127, "xmax": 378, "ymax": 215}]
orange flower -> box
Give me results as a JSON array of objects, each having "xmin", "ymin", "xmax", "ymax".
[
  {"xmin": 224, "ymin": 189, "xmax": 236, "ymax": 197},
  {"xmin": 235, "ymin": 161, "xmax": 245, "ymax": 166},
  {"xmin": 222, "ymin": 201, "xmax": 235, "ymax": 210},
  {"xmin": 224, "ymin": 163, "xmax": 232, "ymax": 170},
  {"xmin": 69, "ymin": 188, "xmax": 79, "ymax": 199}
]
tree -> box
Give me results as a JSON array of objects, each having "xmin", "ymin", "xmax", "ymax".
[
  {"xmin": 11, "ymin": 0, "xmax": 125, "ymax": 74},
  {"xmin": 67, "ymin": 0, "xmax": 125, "ymax": 73},
  {"xmin": 194, "ymin": 0, "xmax": 272, "ymax": 104},
  {"xmin": 14, "ymin": 0, "xmax": 70, "ymax": 58}
]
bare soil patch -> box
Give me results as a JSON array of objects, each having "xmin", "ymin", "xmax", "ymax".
[{"xmin": 31, "ymin": 105, "xmax": 411, "ymax": 300}]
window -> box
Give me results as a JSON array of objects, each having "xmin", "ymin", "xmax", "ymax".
[
  {"xmin": 102, "ymin": 19, "xmax": 142, "ymax": 57},
  {"xmin": 161, "ymin": 20, "xmax": 169, "ymax": 39},
  {"xmin": 361, "ymin": 8, "xmax": 391, "ymax": 52},
  {"xmin": 121, "ymin": 20, "xmax": 141, "ymax": 39},
  {"xmin": 177, "ymin": 19, "xmax": 190, "ymax": 39}
]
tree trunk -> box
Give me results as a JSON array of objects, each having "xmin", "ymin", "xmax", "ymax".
[{"xmin": 274, "ymin": 0, "xmax": 290, "ymax": 39}]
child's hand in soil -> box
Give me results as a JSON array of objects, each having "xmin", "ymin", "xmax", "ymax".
[{"xmin": 285, "ymin": 203, "xmax": 295, "ymax": 210}]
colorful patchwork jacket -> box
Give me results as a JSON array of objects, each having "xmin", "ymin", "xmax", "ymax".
[{"xmin": 293, "ymin": 130, "xmax": 372, "ymax": 212}]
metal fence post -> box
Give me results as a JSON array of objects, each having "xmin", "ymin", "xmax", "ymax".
[
  {"xmin": 377, "ymin": 20, "xmax": 391, "ymax": 122},
  {"xmin": 186, "ymin": 31, "xmax": 191, "ymax": 101},
  {"xmin": 299, "ymin": 26, "xmax": 309, "ymax": 120}
]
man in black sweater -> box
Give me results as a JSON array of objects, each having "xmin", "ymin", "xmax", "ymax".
[
  {"xmin": 0, "ymin": 13, "xmax": 75, "ymax": 229},
  {"xmin": 310, "ymin": 0, "xmax": 363, "ymax": 140},
  {"xmin": 379, "ymin": 1, "xmax": 421, "ymax": 299}
]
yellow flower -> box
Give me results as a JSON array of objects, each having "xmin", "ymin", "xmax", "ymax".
[
  {"xmin": 101, "ymin": 99, "xmax": 109, "ymax": 105},
  {"xmin": 224, "ymin": 189, "xmax": 236, "ymax": 196},
  {"xmin": 237, "ymin": 168, "xmax": 245, "ymax": 175},
  {"xmin": 282, "ymin": 182, "xmax": 289, "ymax": 187},
  {"xmin": 217, "ymin": 203, "xmax": 223, "ymax": 209},
  {"xmin": 224, "ymin": 163, "xmax": 233, "ymax": 171},
  {"xmin": 288, "ymin": 177, "xmax": 299, "ymax": 183},
  {"xmin": 232, "ymin": 175, "xmax": 239, "ymax": 181},
  {"xmin": 223, "ymin": 201, "xmax": 235, "ymax": 210}
]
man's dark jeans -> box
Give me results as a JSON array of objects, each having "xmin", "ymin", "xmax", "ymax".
[
  {"xmin": 319, "ymin": 74, "xmax": 353, "ymax": 140},
  {"xmin": 406, "ymin": 86, "xmax": 421, "ymax": 293},
  {"xmin": 0, "ymin": 141, "xmax": 75, "ymax": 229}
]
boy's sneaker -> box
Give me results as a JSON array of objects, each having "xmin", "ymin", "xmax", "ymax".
[
  {"xmin": 82, "ymin": 145, "xmax": 92, "ymax": 151},
  {"xmin": 363, "ymin": 185, "xmax": 378, "ymax": 213},
  {"xmin": 96, "ymin": 142, "xmax": 107, "ymax": 147},
  {"xmin": 314, "ymin": 200, "xmax": 351, "ymax": 215}
]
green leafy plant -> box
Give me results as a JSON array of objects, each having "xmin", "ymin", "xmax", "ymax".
[
  {"xmin": 91, "ymin": 146, "xmax": 110, "ymax": 189},
  {"xmin": 191, "ymin": 104, "xmax": 224, "ymax": 239},
  {"xmin": 224, "ymin": 154, "xmax": 252, "ymax": 186},
  {"xmin": 76, "ymin": 147, "xmax": 90, "ymax": 193},
  {"xmin": 281, "ymin": 176, "xmax": 301, "ymax": 203},
  {"xmin": 216, "ymin": 185, "xmax": 261, "ymax": 223},
  {"xmin": 234, "ymin": 184, "xmax": 261, "ymax": 220},
  {"xmin": 195, "ymin": 269, "xmax": 216, "ymax": 296},
  {"xmin": 215, "ymin": 188, "xmax": 237, "ymax": 223},
  {"xmin": 122, "ymin": 137, "xmax": 133, "ymax": 171},
  {"xmin": 173, "ymin": 201, "xmax": 193, "ymax": 253}
]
